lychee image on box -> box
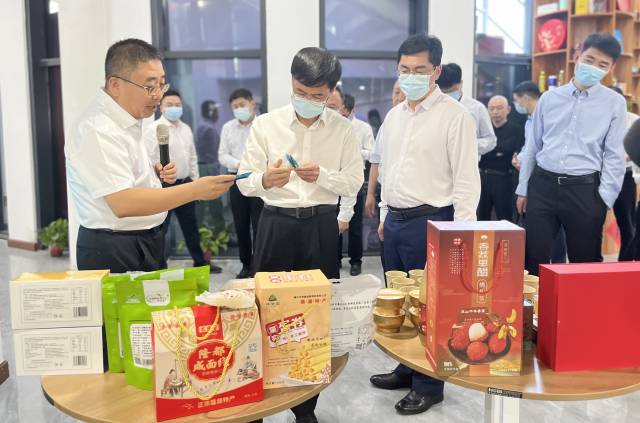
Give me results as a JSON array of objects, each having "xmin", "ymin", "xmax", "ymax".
[{"xmin": 425, "ymin": 221, "xmax": 524, "ymax": 376}]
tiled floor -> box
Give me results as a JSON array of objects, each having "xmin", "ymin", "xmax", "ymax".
[{"xmin": 0, "ymin": 242, "xmax": 638, "ymax": 422}]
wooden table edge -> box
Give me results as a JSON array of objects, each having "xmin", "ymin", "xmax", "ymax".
[
  {"xmin": 373, "ymin": 336, "xmax": 640, "ymax": 402},
  {"xmin": 41, "ymin": 354, "xmax": 349, "ymax": 423}
]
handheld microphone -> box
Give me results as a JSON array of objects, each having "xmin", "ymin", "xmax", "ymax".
[
  {"xmin": 624, "ymin": 118, "xmax": 640, "ymax": 167},
  {"xmin": 157, "ymin": 124, "xmax": 170, "ymax": 167}
]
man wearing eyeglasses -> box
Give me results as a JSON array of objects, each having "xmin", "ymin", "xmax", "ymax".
[
  {"xmin": 65, "ymin": 38, "xmax": 235, "ymax": 273},
  {"xmin": 369, "ymin": 34, "xmax": 480, "ymax": 415},
  {"xmin": 236, "ymin": 47, "xmax": 363, "ymax": 423}
]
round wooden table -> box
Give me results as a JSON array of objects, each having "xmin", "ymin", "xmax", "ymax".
[
  {"xmin": 41, "ymin": 355, "xmax": 348, "ymax": 423},
  {"xmin": 374, "ymin": 326, "xmax": 640, "ymax": 423}
]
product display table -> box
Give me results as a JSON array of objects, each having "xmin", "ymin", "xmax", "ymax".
[
  {"xmin": 374, "ymin": 326, "xmax": 640, "ymax": 423},
  {"xmin": 41, "ymin": 354, "xmax": 348, "ymax": 423}
]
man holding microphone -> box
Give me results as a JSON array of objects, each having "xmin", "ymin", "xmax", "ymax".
[{"xmin": 66, "ymin": 38, "xmax": 234, "ymax": 272}]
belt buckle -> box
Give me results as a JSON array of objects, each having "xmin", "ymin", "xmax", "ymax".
[
  {"xmin": 557, "ymin": 176, "xmax": 567, "ymax": 185},
  {"xmin": 295, "ymin": 207, "xmax": 312, "ymax": 219}
]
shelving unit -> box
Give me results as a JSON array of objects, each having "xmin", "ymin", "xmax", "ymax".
[{"xmin": 532, "ymin": 0, "xmax": 640, "ymax": 112}]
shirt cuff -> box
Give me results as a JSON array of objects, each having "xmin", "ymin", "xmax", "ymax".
[
  {"xmin": 250, "ymin": 171, "xmax": 269, "ymax": 196},
  {"xmin": 598, "ymin": 186, "xmax": 615, "ymax": 209},
  {"xmin": 337, "ymin": 209, "xmax": 354, "ymax": 223},
  {"xmin": 315, "ymin": 166, "xmax": 330, "ymax": 189},
  {"xmin": 515, "ymin": 183, "xmax": 527, "ymax": 197},
  {"xmin": 379, "ymin": 207, "xmax": 388, "ymax": 223}
]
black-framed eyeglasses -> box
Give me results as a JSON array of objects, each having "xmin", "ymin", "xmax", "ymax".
[{"xmin": 111, "ymin": 75, "xmax": 170, "ymax": 97}]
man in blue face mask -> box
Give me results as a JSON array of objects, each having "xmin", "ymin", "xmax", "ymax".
[
  {"xmin": 516, "ymin": 32, "xmax": 627, "ymax": 275},
  {"xmin": 236, "ymin": 47, "xmax": 363, "ymax": 423}
]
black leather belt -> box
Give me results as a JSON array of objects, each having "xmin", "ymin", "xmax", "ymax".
[
  {"xmin": 534, "ymin": 166, "xmax": 599, "ymax": 186},
  {"xmin": 388, "ymin": 204, "xmax": 450, "ymax": 220},
  {"xmin": 264, "ymin": 204, "xmax": 336, "ymax": 219},
  {"xmin": 81, "ymin": 225, "xmax": 163, "ymax": 236},
  {"xmin": 480, "ymin": 168, "xmax": 511, "ymax": 176}
]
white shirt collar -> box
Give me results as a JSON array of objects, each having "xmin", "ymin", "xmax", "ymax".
[
  {"xmin": 401, "ymin": 85, "xmax": 444, "ymax": 113},
  {"xmin": 97, "ymin": 88, "xmax": 140, "ymax": 129}
]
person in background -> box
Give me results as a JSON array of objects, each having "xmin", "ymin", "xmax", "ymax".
[
  {"xmin": 512, "ymin": 80, "xmax": 568, "ymax": 263},
  {"xmin": 478, "ymin": 95, "xmax": 523, "ymax": 221},
  {"xmin": 326, "ymin": 88, "xmax": 374, "ymax": 276},
  {"xmin": 218, "ymin": 88, "xmax": 264, "ymax": 278},
  {"xmin": 369, "ymin": 34, "xmax": 480, "ymax": 416},
  {"xmin": 438, "ymin": 62, "xmax": 497, "ymax": 159},
  {"xmin": 66, "ymin": 38, "xmax": 234, "ymax": 273},
  {"xmin": 516, "ymin": 32, "xmax": 626, "ymax": 275},
  {"xmin": 368, "ymin": 109, "xmax": 382, "ymax": 138},
  {"xmin": 196, "ymin": 100, "xmax": 225, "ymax": 234},
  {"xmin": 143, "ymin": 89, "xmax": 218, "ymax": 272},
  {"xmin": 609, "ymin": 86, "xmax": 638, "ymax": 261},
  {"xmin": 237, "ymin": 47, "xmax": 363, "ymax": 423}
]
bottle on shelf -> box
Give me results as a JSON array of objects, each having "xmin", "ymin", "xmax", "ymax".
[
  {"xmin": 558, "ymin": 70, "xmax": 565, "ymax": 86},
  {"xmin": 539, "ymin": 70, "xmax": 547, "ymax": 93},
  {"xmin": 548, "ymin": 75, "xmax": 558, "ymax": 90}
]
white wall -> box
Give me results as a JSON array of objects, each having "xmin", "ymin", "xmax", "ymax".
[
  {"xmin": 0, "ymin": 0, "xmax": 38, "ymax": 245},
  {"xmin": 429, "ymin": 0, "xmax": 476, "ymax": 95},
  {"xmin": 58, "ymin": 0, "xmax": 152, "ymax": 268},
  {"xmin": 265, "ymin": 0, "xmax": 320, "ymax": 110}
]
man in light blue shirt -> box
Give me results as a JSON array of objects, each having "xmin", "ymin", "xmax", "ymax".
[{"xmin": 516, "ymin": 32, "xmax": 627, "ymax": 274}]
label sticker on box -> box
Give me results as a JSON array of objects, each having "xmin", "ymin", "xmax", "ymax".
[
  {"xmin": 20, "ymin": 285, "xmax": 90, "ymax": 323},
  {"xmin": 21, "ymin": 333, "xmax": 91, "ymax": 370},
  {"xmin": 142, "ymin": 280, "xmax": 171, "ymax": 306},
  {"xmin": 130, "ymin": 323, "xmax": 153, "ymax": 369}
]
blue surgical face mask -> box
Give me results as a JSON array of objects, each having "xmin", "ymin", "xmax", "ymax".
[
  {"xmin": 446, "ymin": 90, "xmax": 462, "ymax": 101},
  {"xmin": 515, "ymin": 102, "xmax": 528, "ymax": 115},
  {"xmin": 398, "ymin": 73, "xmax": 431, "ymax": 101},
  {"xmin": 233, "ymin": 107, "xmax": 252, "ymax": 122},
  {"xmin": 291, "ymin": 95, "xmax": 326, "ymax": 119},
  {"xmin": 164, "ymin": 106, "xmax": 183, "ymax": 121},
  {"xmin": 574, "ymin": 62, "xmax": 607, "ymax": 87}
]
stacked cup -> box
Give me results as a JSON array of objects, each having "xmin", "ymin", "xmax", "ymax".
[{"xmin": 373, "ymin": 288, "xmax": 406, "ymax": 333}]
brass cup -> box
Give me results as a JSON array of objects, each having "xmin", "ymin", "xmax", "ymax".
[
  {"xmin": 373, "ymin": 308, "xmax": 406, "ymax": 334},
  {"xmin": 390, "ymin": 277, "xmax": 416, "ymax": 289},
  {"xmin": 524, "ymin": 275, "xmax": 539, "ymax": 289},
  {"xmin": 385, "ymin": 270, "xmax": 407, "ymax": 283},
  {"xmin": 523, "ymin": 269, "xmax": 529, "ymax": 276},
  {"xmin": 408, "ymin": 306, "xmax": 421, "ymax": 329},
  {"xmin": 409, "ymin": 289, "xmax": 420, "ymax": 308},
  {"xmin": 523, "ymin": 285, "xmax": 536, "ymax": 302},
  {"xmin": 375, "ymin": 288, "xmax": 406, "ymax": 310},
  {"xmin": 408, "ymin": 269, "xmax": 424, "ymax": 285}
]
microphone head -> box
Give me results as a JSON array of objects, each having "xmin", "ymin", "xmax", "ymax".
[
  {"xmin": 157, "ymin": 124, "xmax": 170, "ymax": 145},
  {"xmin": 624, "ymin": 118, "xmax": 640, "ymax": 167}
]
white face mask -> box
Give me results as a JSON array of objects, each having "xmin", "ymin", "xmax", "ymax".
[{"xmin": 398, "ymin": 73, "xmax": 431, "ymax": 101}]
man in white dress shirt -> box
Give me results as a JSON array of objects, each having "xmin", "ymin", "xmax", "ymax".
[
  {"xmin": 143, "ymin": 89, "xmax": 220, "ymax": 272},
  {"xmin": 66, "ymin": 39, "xmax": 234, "ymax": 273},
  {"xmin": 369, "ymin": 34, "xmax": 480, "ymax": 416},
  {"xmin": 325, "ymin": 88, "xmax": 374, "ymax": 276},
  {"xmin": 438, "ymin": 62, "xmax": 497, "ymax": 160},
  {"xmin": 218, "ymin": 88, "xmax": 264, "ymax": 278},
  {"xmin": 237, "ymin": 47, "xmax": 362, "ymax": 423}
]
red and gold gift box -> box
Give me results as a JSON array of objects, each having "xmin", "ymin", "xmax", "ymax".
[
  {"xmin": 152, "ymin": 305, "xmax": 263, "ymax": 422},
  {"xmin": 425, "ymin": 221, "xmax": 525, "ymax": 376},
  {"xmin": 537, "ymin": 262, "xmax": 640, "ymax": 372}
]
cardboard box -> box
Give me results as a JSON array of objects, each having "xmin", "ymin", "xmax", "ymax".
[
  {"xmin": 537, "ymin": 262, "xmax": 640, "ymax": 372},
  {"xmin": 255, "ymin": 270, "xmax": 331, "ymax": 389},
  {"xmin": 425, "ymin": 221, "xmax": 524, "ymax": 376},
  {"xmin": 13, "ymin": 326, "xmax": 104, "ymax": 375},
  {"xmin": 152, "ymin": 305, "xmax": 263, "ymax": 422},
  {"xmin": 10, "ymin": 270, "xmax": 109, "ymax": 330}
]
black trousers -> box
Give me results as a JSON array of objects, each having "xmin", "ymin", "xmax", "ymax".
[
  {"xmin": 229, "ymin": 183, "xmax": 263, "ymax": 268},
  {"xmin": 338, "ymin": 189, "xmax": 365, "ymax": 264},
  {"xmin": 478, "ymin": 170, "xmax": 515, "ymax": 221},
  {"xmin": 613, "ymin": 169, "xmax": 637, "ymax": 261},
  {"xmin": 525, "ymin": 168, "xmax": 607, "ymax": 275},
  {"xmin": 76, "ymin": 225, "xmax": 165, "ymax": 273},
  {"xmin": 252, "ymin": 206, "xmax": 339, "ymax": 418},
  {"xmin": 163, "ymin": 178, "xmax": 206, "ymax": 266}
]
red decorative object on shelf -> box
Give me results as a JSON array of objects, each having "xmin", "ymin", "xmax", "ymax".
[{"xmin": 538, "ymin": 19, "xmax": 567, "ymax": 52}]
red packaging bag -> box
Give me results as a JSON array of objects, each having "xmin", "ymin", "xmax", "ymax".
[
  {"xmin": 152, "ymin": 305, "xmax": 263, "ymax": 422},
  {"xmin": 537, "ymin": 262, "xmax": 640, "ymax": 372},
  {"xmin": 425, "ymin": 221, "xmax": 524, "ymax": 376}
]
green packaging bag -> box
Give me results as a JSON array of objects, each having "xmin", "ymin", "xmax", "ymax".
[
  {"xmin": 135, "ymin": 265, "xmax": 210, "ymax": 294},
  {"xmin": 102, "ymin": 274, "xmax": 134, "ymax": 373},
  {"xmin": 116, "ymin": 278, "xmax": 197, "ymax": 390}
]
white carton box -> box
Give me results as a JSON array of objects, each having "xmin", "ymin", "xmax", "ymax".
[
  {"xmin": 13, "ymin": 326, "xmax": 104, "ymax": 375},
  {"xmin": 10, "ymin": 270, "xmax": 109, "ymax": 330}
]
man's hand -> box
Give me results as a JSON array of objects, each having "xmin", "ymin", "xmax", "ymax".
[
  {"xmin": 516, "ymin": 196, "xmax": 527, "ymax": 215},
  {"xmin": 156, "ymin": 161, "xmax": 177, "ymax": 185},
  {"xmin": 512, "ymin": 153, "xmax": 521, "ymax": 171},
  {"xmin": 294, "ymin": 163, "xmax": 320, "ymax": 183},
  {"xmin": 365, "ymin": 194, "xmax": 376, "ymax": 218},
  {"xmin": 378, "ymin": 221, "xmax": 384, "ymax": 241},
  {"xmin": 193, "ymin": 175, "xmax": 235, "ymax": 201},
  {"xmin": 338, "ymin": 220, "xmax": 349, "ymax": 234},
  {"xmin": 262, "ymin": 159, "xmax": 291, "ymax": 189}
]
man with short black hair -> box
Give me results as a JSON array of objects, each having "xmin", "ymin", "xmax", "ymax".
[
  {"xmin": 438, "ymin": 62, "xmax": 496, "ymax": 159},
  {"xmin": 516, "ymin": 32, "xmax": 627, "ymax": 274},
  {"xmin": 237, "ymin": 47, "xmax": 363, "ymax": 423},
  {"xmin": 369, "ymin": 33, "xmax": 480, "ymax": 416},
  {"xmin": 66, "ymin": 38, "xmax": 234, "ymax": 273},
  {"xmin": 218, "ymin": 88, "xmax": 264, "ymax": 278}
]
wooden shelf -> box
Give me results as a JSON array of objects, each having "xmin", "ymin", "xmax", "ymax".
[
  {"xmin": 533, "ymin": 49, "xmax": 568, "ymax": 57},
  {"xmin": 571, "ymin": 12, "xmax": 614, "ymax": 19},
  {"xmin": 620, "ymin": 52, "xmax": 634, "ymax": 58},
  {"xmin": 615, "ymin": 11, "xmax": 635, "ymax": 19},
  {"xmin": 535, "ymin": 10, "xmax": 569, "ymax": 20}
]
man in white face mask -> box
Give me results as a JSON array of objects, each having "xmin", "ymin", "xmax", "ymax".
[
  {"xmin": 370, "ymin": 33, "xmax": 480, "ymax": 416},
  {"xmin": 516, "ymin": 32, "xmax": 627, "ymax": 275}
]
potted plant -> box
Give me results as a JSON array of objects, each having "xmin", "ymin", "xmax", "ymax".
[
  {"xmin": 179, "ymin": 226, "xmax": 230, "ymax": 262},
  {"xmin": 38, "ymin": 218, "xmax": 69, "ymax": 257}
]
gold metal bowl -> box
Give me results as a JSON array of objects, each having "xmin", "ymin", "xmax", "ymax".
[
  {"xmin": 373, "ymin": 308, "xmax": 406, "ymax": 334},
  {"xmin": 375, "ymin": 288, "xmax": 406, "ymax": 310},
  {"xmin": 408, "ymin": 269, "xmax": 424, "ymax": 285},
  {"xmin": 408, "ymin": 306, "xmax": 421, "ymax": 330},
  {"xmin": 409, "ymin": 289, "xmax": 420, "ymax": 308}
]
